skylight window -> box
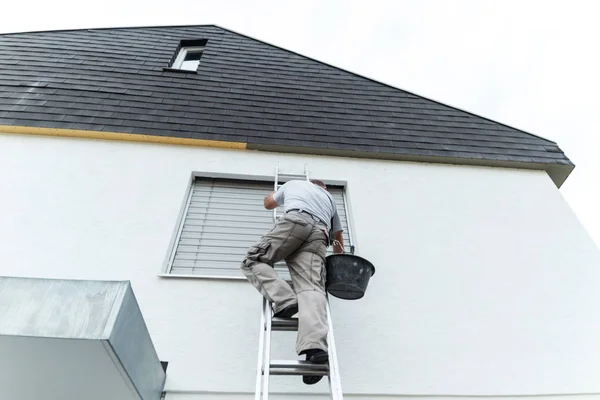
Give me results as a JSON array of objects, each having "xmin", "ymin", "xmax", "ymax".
[{"xmin": 172, "ymin": 46, "xmax": 204, "ymax": 71}]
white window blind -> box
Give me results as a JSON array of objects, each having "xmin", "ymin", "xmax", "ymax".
[{"xmin": 168, "ymin": 177, "xmax": 351, "ymax": 277}]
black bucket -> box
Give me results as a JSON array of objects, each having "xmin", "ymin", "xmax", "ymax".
[{"xmin": 325, "ymin": 254, "xmax": 375, "ymax": 300}]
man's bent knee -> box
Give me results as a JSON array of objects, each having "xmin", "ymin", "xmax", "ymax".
[{"xmin": 241, "ymin": 241, "xmax": 272, "ymax": 270}]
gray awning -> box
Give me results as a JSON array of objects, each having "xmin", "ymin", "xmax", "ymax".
[{"xmin": 0, "ymin": 277, "xmax": 166, "ymax": 400}]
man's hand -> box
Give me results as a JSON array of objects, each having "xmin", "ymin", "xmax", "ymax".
[
  {"xmin": 333, "ymin": 231, "xmax": 344, "ymax": 253},
  {"xmin": 264, "ymin": 192, "xmax": 278, "ymax": 210}
]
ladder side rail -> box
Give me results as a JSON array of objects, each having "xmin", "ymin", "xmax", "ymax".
[
  {"xmin": 326, "ymin": 299, "xmax": 344, "ymax": 400},
  {"xmin": 273, "ymin": 165, "xmax": 279, "ymax": 223},
  {"xmin": 254, "ymin": 297, "xmax": 268, "ymax": 400},
  {"xmin": 262, "ymin": 299, "xmax": 274, "ymax": 400}
]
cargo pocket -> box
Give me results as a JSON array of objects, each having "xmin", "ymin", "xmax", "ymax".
[{"xmin": 246, "ymin": 241, "xmax": 272, "ymax": 265}]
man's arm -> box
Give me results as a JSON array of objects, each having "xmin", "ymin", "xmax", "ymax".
[
  {"xmin": 265, "ymin": 183, "xmax": 286, "ymax": 210},
  {"xmin": 333, "ymin": 230, "xmax": 344, "ymax": 254},
  {"xmin": 331, "ymin": 205, "xmax": 344, "ymax": 253},
  {"xmin": 264, "ymin": 191, "xmax": 278, "ymax": 210}
]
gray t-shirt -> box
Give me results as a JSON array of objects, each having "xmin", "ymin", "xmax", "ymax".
[{"xmin": 273, "ymin": 180, "xmax": 343, "ymax": 233}]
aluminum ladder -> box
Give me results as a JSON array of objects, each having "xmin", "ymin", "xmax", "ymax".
[{"xmin": 253, "ymin": 164, "xmax": 344, "ymax": 400}]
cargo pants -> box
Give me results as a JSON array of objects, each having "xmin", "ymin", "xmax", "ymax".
[{"xmin": 241, "ymin": 210, "xmax": 328, "ymax": 355}]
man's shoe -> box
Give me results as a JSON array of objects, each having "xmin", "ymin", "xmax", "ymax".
[
  {"xmin": 273, "ymin": 303, "xmax": 298, "ymax": 319},
  {"xmin": 306, "ymin": 349, "xmax": 329, "ymax": 364},
  {"xmin": 301, "ymin": 349, "xmax": 329, "ymax": 385}
]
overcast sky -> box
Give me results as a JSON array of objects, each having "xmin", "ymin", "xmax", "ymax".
[{"xmin": 3, "ymin": 0, "xmax": 599, "ymax": 246}]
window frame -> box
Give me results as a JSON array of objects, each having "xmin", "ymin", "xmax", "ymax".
[
  {"xmin": 160, "ymin": 172, "xmax": 355, "ymax": 280},
  {"xmin": 171, "ymin": 46, "xmax": 205, "ymax": 71}
]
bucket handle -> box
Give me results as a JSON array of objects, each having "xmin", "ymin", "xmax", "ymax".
[{"xmin": 333, "ymin": 240, "xmax": 355, "ymax": 255}]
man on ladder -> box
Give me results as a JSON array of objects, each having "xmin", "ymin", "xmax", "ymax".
[{"xmin": 241, "ymin": 178, "xmax": 344, "ymax": 385}]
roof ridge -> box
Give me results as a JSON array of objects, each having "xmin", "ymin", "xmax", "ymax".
[
  {"xmin": 0, "ymin": 23, "xmax": 218, "ymax": 37},
  {"xmin": 213, "ymin": 24, "xmax": 556, "ymax": 145}
]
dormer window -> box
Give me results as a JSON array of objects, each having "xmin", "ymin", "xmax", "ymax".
[{"xmin": 172, "ymin": 46, "xmax": 204, "ymax": 71}]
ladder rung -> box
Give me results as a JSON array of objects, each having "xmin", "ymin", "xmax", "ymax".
[
  {"xmin": 271, "ymin": 317, "xmax": 298, "ymax": 331},
  {"xmin": 277, "ymin": 176, "xmax": 307, "ymax": 181},
  {"xmin": 268, "ymin": 360, "xmax": 329, "ymax": 376}
]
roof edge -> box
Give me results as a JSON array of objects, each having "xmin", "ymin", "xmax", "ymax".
[
  {"xmin": 0, "ymin": 124, "xmax": 572, "ymax": 187},
  {"xmin": 213, "ymin": 25, "xmax": 559, "ymax": 145},
  {"xmin": 0, "ymin": 23, "xmax": 219, "ymax": 37},
  {"xmin": 0, "ymin": 125, "xmax": 247, "ymax": 150},
  {"xmin": 247, "ymin": 142, "xmax": 574, "ymax": 188}
]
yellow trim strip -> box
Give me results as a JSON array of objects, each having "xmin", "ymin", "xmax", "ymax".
[{"xmin": 0, "ymin": 125, "xmax": 247, "ymax": 150}]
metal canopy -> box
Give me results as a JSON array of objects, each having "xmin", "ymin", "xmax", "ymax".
[{"xmin": 0, "ymin": 277, "xmax": 165, "ymax": 400}]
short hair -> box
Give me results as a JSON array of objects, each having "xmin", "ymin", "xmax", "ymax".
[{"xmin": 311, "ymin": 179, "xmax": 327, "ymax": 189}]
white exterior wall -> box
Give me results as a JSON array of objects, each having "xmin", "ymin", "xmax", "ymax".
[{"xmin": 1, "ymin": 133, "xmax": 600, "ymax": 399}]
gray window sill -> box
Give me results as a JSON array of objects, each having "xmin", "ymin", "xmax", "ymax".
[
  {"xmin": 162, "ymin": 67, "xmax": 198, "ymax": 74},
  {"xmin": 158, "ymin": 273, "xmax": 246, "ymax": 281}
]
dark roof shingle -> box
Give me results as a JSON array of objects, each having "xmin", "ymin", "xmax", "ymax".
[{"xmin": 0, "ymin": 25, "xmax": 573, "ymax": 185}]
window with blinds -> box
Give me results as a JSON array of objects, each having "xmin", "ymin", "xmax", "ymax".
[{"xmin": 167, "ymin": 177, "xmax": 351, "ymax": 278}]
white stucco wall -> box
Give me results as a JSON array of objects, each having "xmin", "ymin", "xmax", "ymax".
[{"xmin": 1, "ymin": 133, "xmax": 599, "ymax": 399}]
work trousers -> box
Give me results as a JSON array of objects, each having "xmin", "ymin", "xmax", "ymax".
[{"xmin": 241, "ymin": 211, "xmax": 328, "ymax": 355}]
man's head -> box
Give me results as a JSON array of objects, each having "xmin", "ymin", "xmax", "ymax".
[{"xmin": 311, "ymin": 179, "xmax": 327, "ymax": 190}]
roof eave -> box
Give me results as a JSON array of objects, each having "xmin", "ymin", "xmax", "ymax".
[{"xmin": 247, "ymin": 143, "xmax": 575, "ymax": 188}]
